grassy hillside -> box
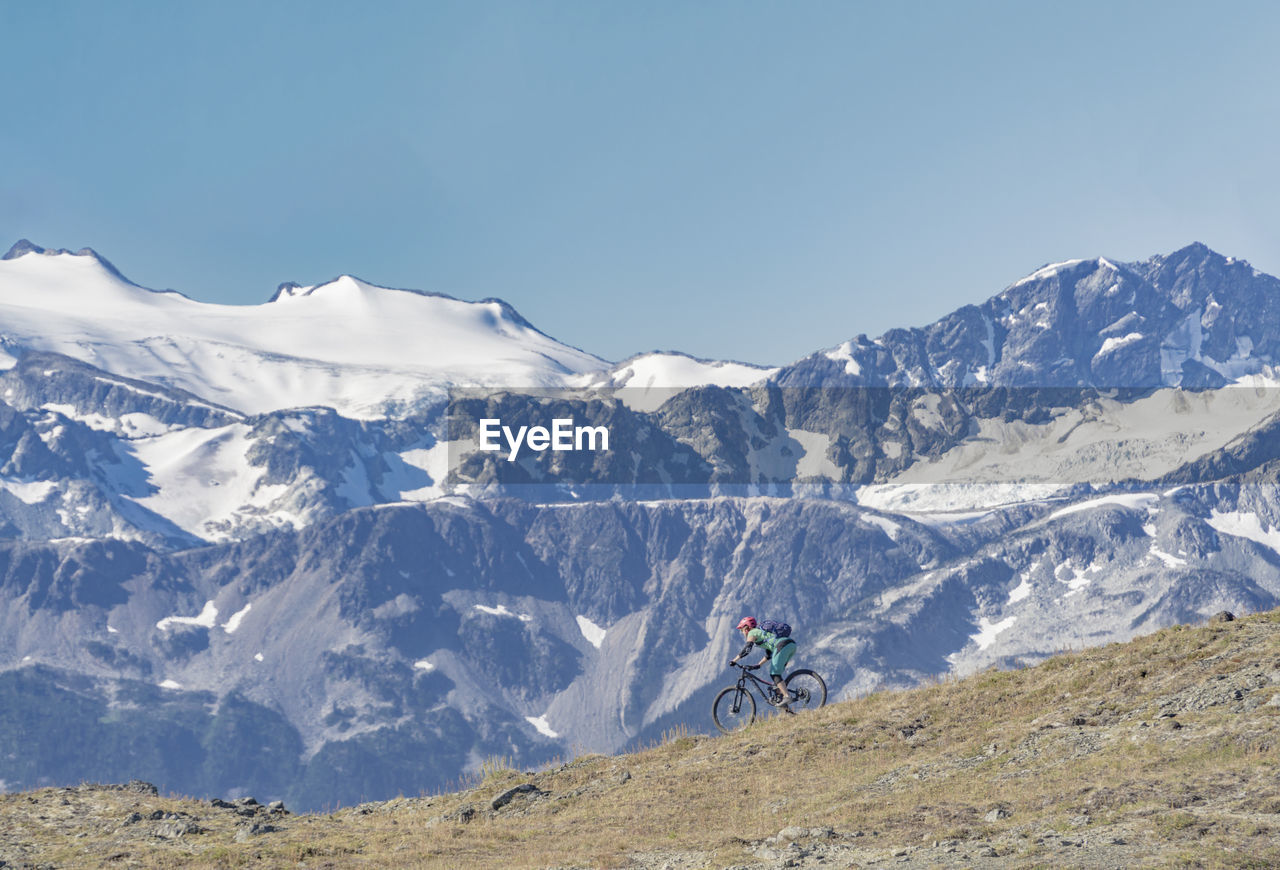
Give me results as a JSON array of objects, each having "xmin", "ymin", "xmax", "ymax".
[{"xmin": 3, "ymin": 610, "xmax": 1280, "ymax": 868}]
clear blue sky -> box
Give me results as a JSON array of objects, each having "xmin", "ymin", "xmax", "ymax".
[{"xmin": 3, "ymin": 1, "xmax": 1278, "ymax": 366}]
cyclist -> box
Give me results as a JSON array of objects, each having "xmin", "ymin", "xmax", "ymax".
[{"xmin": 728, "ymin": 616, "xmax": 796, "ymax": 712}]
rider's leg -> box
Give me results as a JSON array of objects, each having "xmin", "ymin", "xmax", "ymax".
[{"xmin": 770, "ymin": 644, "xmax": 796, "ymax": 705}]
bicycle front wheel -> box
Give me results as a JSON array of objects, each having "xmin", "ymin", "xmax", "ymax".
[
  {"xmin": 712, "ymin": 685, "xmax": 757, "ymax": 734},
  {"xmin": 784, "ymin": 669, "xmax": 827, "ymax": 711}
]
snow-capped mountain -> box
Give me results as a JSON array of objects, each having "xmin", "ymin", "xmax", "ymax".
[
  {"xmin": 577, "ymin": 351, "xmax": 777, "ymax": 411},
  {"xmin": 4, "ymin": 239, "xmax": 1280, "ymax": 811},
  {"xmin": 0, "ymin": 241, "xmax": 609, "ymax": 419},
  {"xmin": 778, "ymin": 242, "xmax": 1280, "ymax": 390}
]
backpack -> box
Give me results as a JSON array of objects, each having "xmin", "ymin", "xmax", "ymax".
[{"xmin": 760, "ymin": 618, "xmax": 792, "ymax": 638}]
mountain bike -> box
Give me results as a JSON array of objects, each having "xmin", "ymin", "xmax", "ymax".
[{"xmin": 712, "ymin": 662, "xmax": 827, "ymax": 734}]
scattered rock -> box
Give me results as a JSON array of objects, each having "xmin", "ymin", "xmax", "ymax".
[
  {"xmin": 155, "ymin": 819, "xmax": 203, "ymax": 838},
  {"xmin": 898, "ymin": 718, "xmax": 927, "ymax": 738},
  {"xmin": 985, "ymin": 807, "xmax": 1012, "ymax": 822},
  {"xmin": 234, "ymin": 822, "xmax": 279, "ymax": 842},
  {"xmin": 1211, "ymin": 611, "xmax": 1236, "ymax": 623},
  {"xmin": 267, "ymin": 800, "xmax": 287, "ymax": 813},
  {"xmin": 491, "ymin": 784, "xmax": 543, "ymax": 811},
  {"xmin": 125, "ymin": 780, "xmax": 158, "ymax": 796},
  {"xmin": 441, "ymin": 803, "xmax": 477, "ymax": 824}
]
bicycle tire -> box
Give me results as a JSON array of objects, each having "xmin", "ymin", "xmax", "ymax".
[
  {"xmin": 712, "ymin": 685, "xmax": 757, "ymax": 734},
  {"xmin": 784, "ymin": 669, "xmax": 827, "ymax": 711}
]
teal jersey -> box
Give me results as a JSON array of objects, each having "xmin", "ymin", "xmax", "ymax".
[{"xmin": 745, "ymin": 627, "xmax": 781, "ymax": 654}]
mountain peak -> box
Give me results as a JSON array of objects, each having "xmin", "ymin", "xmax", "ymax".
[
  {"xmin": 1139, "ymin": 241, "xmax": 1237, "ymax": 272},
  {"xmin": 3, "ymin": 239, "xmax": 136, "ymax": 285},
  {"xmin": 3, "ymin": 239, "xmax": 47, "ymax": 260},
  {"xmin": 269, "ymin": 281, "xmax": 308, "ymax": 302},
  {"xmin": 1171, "ymin": 241, "xmax": 1217, "ymax": 258}
]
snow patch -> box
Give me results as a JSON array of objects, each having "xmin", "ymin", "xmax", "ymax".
[
  {"xmin": 576, "ymin": 615, "xmax": 607, "ymax": 648},
  {"xmin": 1056, "ymin": 562, "xmax": 1101, "ymax": 596},
  {"xmin": 0, "ymin": 479, "xmax": 57, "ymax": 505},
  {"xmin": 526, "ymin": 714, "xmax": 559, "ymax": 738},
  {"xmin": 1149, "ymin": 546, "xmax": 1188, "ymax": 568},
  {"xmin": 393, "ymin": 441, "xmax": 451, "ymax": 501},
  {"xmin": 1096, "ymin": 332, "xmax": 1144, "ymax": 356},
  {"xmin": 971, "ymin": 615, "xmax": 1017, "ymax": 650},
  {"xmin": 1045, "ymin": 493, "xmax": 1159, "ymax": 522},
  {"xmin": 1008, "ymin": 561, "xmax": 1038, "ymax": 604},
  {"xmin": 789, "ymin": 430, "xmax": 842, "ymax": 480},
  {"xmin": 125, "ymin": 424, "xmax": 294, "ymax": 541},
  {"xmin": 823, "ymin": 341, "xmax": 863, "ymax": 376},
  {"xmin": 1013, "ymin": 259, "xmax": 1086, "ymax": 287},
  {"xmin": 1206, "ymin": 510, "xmax": 1280, "ymax": 556},
  {"xmin": 41, "ymin": 404, "xmax": 174, "ymax": 438},
  {"xmin": 156, "ymin": 600, "xmax": 218, "ymax": 631},
  {"xmin": 1158, "ymin": 310, "xmax": 1262, "ymax": 386},
  {"xmin": 222, "ymin": 602, "xmax": 252, "ymax": 634},
  {"xmin": 474, "ymin": 604, "xmax": 533, "ymax": 622},
  {"xmin": 863, "ymin": 514, "xmax": 901, "ymax": 541}
]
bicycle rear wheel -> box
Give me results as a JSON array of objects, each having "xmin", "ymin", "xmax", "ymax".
[
  {"xmin": 712, "ymin": 686, "xmax": 757, "ymax": 734},
  {"xmin": 784, "ymin": 669, "xmax": 827, "ymax": 711}
]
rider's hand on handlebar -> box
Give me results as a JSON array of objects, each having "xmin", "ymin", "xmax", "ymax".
[{"xmin": 728, "ymin": 659, "xmax": 737, "ymax": 667}]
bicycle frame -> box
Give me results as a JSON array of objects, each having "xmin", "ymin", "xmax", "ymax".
[{"xmin": 729, "ymin": 663, "xmax": 786, "ymax": 705}]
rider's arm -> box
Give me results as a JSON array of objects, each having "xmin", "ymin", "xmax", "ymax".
[{"xmin": 729, "ymin": 641, "xmax": 755, "ymax": 664}]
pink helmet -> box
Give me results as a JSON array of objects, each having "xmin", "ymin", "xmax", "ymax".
[{"xmin": 736, "ymin": 616, "xmax": 757, "ymax": 631}]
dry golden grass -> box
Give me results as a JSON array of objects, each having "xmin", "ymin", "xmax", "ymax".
[{"xmin": 4, "ymin": 610, "xmax": 1280, "ymax": 868}]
